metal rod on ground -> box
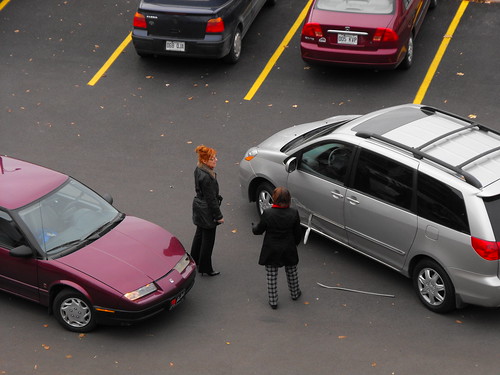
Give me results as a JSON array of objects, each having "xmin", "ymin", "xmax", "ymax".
[{"xmin": 317, "ymin": 282, "xmax": 395, "ymax": 298}]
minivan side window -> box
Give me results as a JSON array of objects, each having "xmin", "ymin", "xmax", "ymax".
[
  {"xmin": 417, "ymin": 172, "xmax": 470, "ymax": 234},
  {"xmin": 352, "ymin": 149, "xmax": 413, "ymax": 211},
  {"xmin": 298, "ymin": 142, "xmax": 354, "ymax": 185}
]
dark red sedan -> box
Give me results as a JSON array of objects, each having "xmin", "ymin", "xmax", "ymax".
[
  {"xmin": 0, "ymin": 156, "xmax": 196, "ymax": 332},
  {"xmin": 300, "ymin": 0, "xmax": 436, "ymax": 69}
]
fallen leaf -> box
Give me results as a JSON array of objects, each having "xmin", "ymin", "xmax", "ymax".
[
  {"xmin": 371, "ymin": 362, "xmax": 377, "ymax": 367},
  {"xmin": 468, "ymin": 114, "xmax": 477, "ymax": 119},
  {"xmin": 292, "ymin": 104, "xmax": 298, "ymax": 108},
  {"xmin": 455, "ymin": 320, "xmax": 463, "ymax": 324},
  {"xmin": 169, "ymin": 362, "xmax": 174, "ymax": 367},
  {"xmin": 338, "ymin": 336, "xmax": 347, "ymax": 339},
  {"xmin": 231, "ymin": 229, "xmax": 237, "ymax": 233},
  {"xmin": 456, "ymin": 72, "xmax": 464, "ymax": 76},
  {"xmin": 42, "ymin": 344, "xmax": 50, "ymax": 350},
  {"xmin": 66, "ymin": 355, "xmax": 73, "ymax": 359},
  {"xmin": 226, "ymin": 341, "xmax": 231, "ymax": 345}
]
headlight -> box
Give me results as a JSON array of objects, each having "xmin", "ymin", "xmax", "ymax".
[
  {"xmin": 124, "ymin": 283, "xmax": 157, "ymax": 301},
  {"xmin": 173, "ymin": 254, "xmax": 190, "ymax": 274},
  {"xmin": 244, "ymin": 147, "xmax": 258, "ymax": 161}
]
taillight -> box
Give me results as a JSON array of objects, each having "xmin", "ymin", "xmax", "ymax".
[
  {"xmin": 206, "ymin": 17, "xmax": 224, "ymax": 33},
  {"xmin": 373, "ymin": 28, "xmax": 398, "ymax": 43},
  {"xmin": 133, "ymin": 12, "xmax": 147, "ymax": 29},
  {"xmin": 302, "ymin": 23, "xmax": 323, "ymax": 38},
  {"xmin": 471, "ymin": 237, "xmax": 500, "ymax": 261}
]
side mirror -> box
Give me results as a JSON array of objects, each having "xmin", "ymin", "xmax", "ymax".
[
  {"xmin": 285, "ymin": 157, "xmax": 297, "ymax": 173},
  {"xmin": 102, "ymin": 193, "xmax": 113, "ymax": 205},
  {"xmin": 10, "ymin": 245, "xmax": 33, "ymax": 258}
]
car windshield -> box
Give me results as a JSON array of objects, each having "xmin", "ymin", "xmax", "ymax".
[
  {"xmin": 17, "ymin": 178, "xmax": 121, "ymax": 256},
  {"xmin": 316, "ymin": 0, "xmax": 394, "ymax": 14},
  {"xmin": 281, "ymin": 120, "xmax": 351, "ymax": 153}
]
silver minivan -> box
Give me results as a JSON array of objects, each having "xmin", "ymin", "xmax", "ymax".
[{"xmin": 239, "ymin": 104, "xmax": 500, "ymax": 313}]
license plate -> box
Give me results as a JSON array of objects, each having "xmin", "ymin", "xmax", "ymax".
[
  {"xmin": 337, "ymin": 34, "xmax": 358, "ymax": 45},
  {"xmin": 169, "ymin": 290, "xmax": 186, "ymax": 310},
  {"xmin": 166, "ymin": 41, "xmax": 185, "ymax": 52}
]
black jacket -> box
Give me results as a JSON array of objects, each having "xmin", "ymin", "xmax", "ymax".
[
  {"xmin": 192, "ymin": 164, "xmax": 223, "ymax": 228},
  {"xmin": 253, "ymin": 206, "xmax": 302, "ymax": 267}
]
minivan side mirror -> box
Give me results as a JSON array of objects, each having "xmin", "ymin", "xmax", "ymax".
[
  {"xmin": 285, "ymin": 157, "xmax": 297, "ymax": 173},
  {"xmin": 10, "ymin": 245, "xmax": 33, "ymax": 258}
]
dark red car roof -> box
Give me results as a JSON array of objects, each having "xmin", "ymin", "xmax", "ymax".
[{"xmin": 0, "ymin": 156, "xmax": 68, "ymax": 210}]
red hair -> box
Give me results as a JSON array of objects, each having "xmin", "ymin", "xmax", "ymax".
[{"xmin": 195, "ymin": 145, "xmax": 217, "ymax": 164}]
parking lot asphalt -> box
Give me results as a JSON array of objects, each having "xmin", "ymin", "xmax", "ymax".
[{"xmin": 1, "ymin": 1, "xmax": 500, "ymax": 374}]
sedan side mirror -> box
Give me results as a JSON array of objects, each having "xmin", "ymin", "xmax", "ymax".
[
  {"xmin": 10, "ymin": 245, "xmax": 33, "ymax": 258},
  {"xmin": 101, "ymin": 193, "xmax": 113, "ymax": 205},
  {"xmin": 285, "ymin": 157, "xmax": 297, "ymax": 173}
]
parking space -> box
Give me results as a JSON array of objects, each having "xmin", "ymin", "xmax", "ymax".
[{"xmin": 1, "ymin": 1, "xmax": 500, "ymax": 374}]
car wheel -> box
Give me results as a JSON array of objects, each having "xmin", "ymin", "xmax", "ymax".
[
  {"xmin": 224, "ymin": 28, "xmax": 242, "ymax": 64},
  {"xmin": 255, "ymin": 182, "xmax": 275, "ymax": 216},
  {"xmin": 400, "ymin": 35, "xmax": 414, "ymax": 70},
  {"xmin": 412, "ymin": 259, "xmax": 455, "ymax": 313},
  {"xmin": 53, "ymin": 289, "xmax": 97, "ymax": 332}
]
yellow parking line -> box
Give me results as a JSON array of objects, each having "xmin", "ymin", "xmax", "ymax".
[
  {"xmin": 413, "ymin": 1, "xmax": 469, "ymax": 104},
  {"xmin": 0, "ymin": 0, "xmax": 11, "ymax": 11},
  {"xmin": 244, "ymin": 0, "xmax": 313, "ymax": 101},
  {"xmin": 87, "ymin": 32, "xmax": 132, "ymax": 86}
]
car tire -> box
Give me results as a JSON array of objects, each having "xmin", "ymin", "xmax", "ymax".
[
  {"xmin": 53, "ymin": 289, "xmax": 97, "ymax": 332},
  {"xmin": 429, "ymin": 0, "xmax": 437, "ymax": 9},
  {"xmin": 412, "ymin": 259, "xmax": 455, "ymax": 313},
  {"xmin": 400, "ymin": 34, "xmax": 414, "ymax": 70},
  {"xmin": 224, "ymin": 27, "xmax": 242, "ymax": 64},
  {"xmin": 255, "ymin": 182, "xmax": 275, "ymax": 216}
]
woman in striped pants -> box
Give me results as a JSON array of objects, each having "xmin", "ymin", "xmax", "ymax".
[{"xmin": 252, "ymin": 187, "xmax": 302, "ymax": 309}]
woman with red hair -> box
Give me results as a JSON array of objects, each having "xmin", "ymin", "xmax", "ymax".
[{"xmin": 191, "ymin": 145, "xmax": 224, "ymax": 276}]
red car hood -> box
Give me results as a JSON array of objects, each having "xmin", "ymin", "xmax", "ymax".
[{"xmin": 55, "ymin": 216, "xmax": 186, "ymax": 294}]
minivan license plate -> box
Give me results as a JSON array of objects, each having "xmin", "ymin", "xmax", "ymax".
[
  {"xmin": 166, "ymin": 41, "xmax": 185, "ymax": 52},
  {"xmin": 337, "ymin": 34, "xmax": 358, "ymax": 45}
]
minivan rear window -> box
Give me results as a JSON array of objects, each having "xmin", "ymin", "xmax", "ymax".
[
  {"xmin": 483, "ymin": 195, "xmax": 500, "ymax": 240},
  {"xmin": 417, "ymin": 172, "xmax": 470, "ymax": 234}
]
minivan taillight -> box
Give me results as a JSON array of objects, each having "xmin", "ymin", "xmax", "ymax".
[
  {"xmin": 302, "ymin": 23, "xmax": 323, "ymax": 38},
  {"xmin": 133, "ymin": 12, "xmax": 147, "ymax": 29},
  {"xmin": 373, "ymin": 28, "xmax": 399, "ymax": 43},
  {"xmin": 206, "ymin": 17, "xmax": 224, "ymax": 33},
  {"xmin": 471, "ymin": 237, "xmax": 500, "ymax": 261}
]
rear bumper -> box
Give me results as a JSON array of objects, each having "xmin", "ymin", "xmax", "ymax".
[
  {"xmin": 132, "ymin": 30, "xmax": 231, "ymax": 59},
  {"xmin": 94, "ymin": 270, "xmax": 196, "ymax": 326},
  {"xmin": 450, "ymin": 267, "xmax": 500, "ymax": 308},
  {"xmin": 300, "ymin": 42, "xmax": 403, "ymax": 69}
]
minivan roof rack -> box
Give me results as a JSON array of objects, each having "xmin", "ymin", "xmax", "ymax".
[{"xmin": 356, "ymin": 132, "xmax": 482, "ymax": 189}]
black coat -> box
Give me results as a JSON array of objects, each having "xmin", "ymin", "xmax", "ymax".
[
  {"xmin": 252, "ymin": 206, "xmax": 302, "ymax": 267},
  {"xmin": 192, "ymin": 164, "xmax": 223, "ymax": 228}
]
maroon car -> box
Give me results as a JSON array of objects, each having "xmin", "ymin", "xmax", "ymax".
[
  {"xmin": 0, "ymin": 156, "xmax": 196, "ymax": 332},
  {"xmin": 300, "ymin": 0, "xmax": 436, "ymax": 69}
]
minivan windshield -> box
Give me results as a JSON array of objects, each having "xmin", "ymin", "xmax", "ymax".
[{"xmin": 17, "ymin": 179, "xmax": 121, "ymax": 256}]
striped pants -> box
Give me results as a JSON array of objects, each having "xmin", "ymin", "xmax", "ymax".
[{"xmin": 265, "ymin": 265, "xmax": 301, "ymax": 305}]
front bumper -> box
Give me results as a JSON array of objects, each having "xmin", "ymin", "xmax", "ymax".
[{"xmin": 94, "ymin": 270, "xmax": 196, "ymax": 326}]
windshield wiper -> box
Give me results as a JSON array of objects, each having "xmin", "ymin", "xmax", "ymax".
[
  {"xmin": 46, "ymin": 240, "xmax": 82, "ymax": 254},
  {"xmin": 83, "ymin": 213, "xmax": 125, "ymax": 241}
]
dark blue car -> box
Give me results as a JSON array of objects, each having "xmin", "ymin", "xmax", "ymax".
[{"xmin": 132, "ymin": 0, "xmax": 274, "ymax": 63}]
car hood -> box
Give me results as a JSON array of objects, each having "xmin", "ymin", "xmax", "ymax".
[
  {"xmin": 55, "ymin": 216, "xmax": 185, "ymax": 294},
  {"xmin": 257, "ymin": 115, "xmax": 359, "ymax": 153}
]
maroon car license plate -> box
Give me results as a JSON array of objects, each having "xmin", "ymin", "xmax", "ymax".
[
  {"xmin": 169, "ymin": 289, "xmax": 186, "ymax": 310},
  {"xmin": 166, "ymin": 41, "xmax": 185, "ymax": 52},
  {"xmin": 337, "ymin": 34, "xmax": 358, "ymax": 45}
]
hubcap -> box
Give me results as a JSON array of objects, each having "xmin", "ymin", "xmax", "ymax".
[
  {"xmin": 233, "ymin": 32, "xmax": 242, "ymax": 59},
  {"xmin": 258, "ymin": 190, "xmax": 272, "ymax": 214},
  {"xmin": 60, "ymin": 297, "xmax": 91, "ymax": 328},
  {"xmin": 417, "ymin": 268, "xmax": 445, "ymax": 306}
]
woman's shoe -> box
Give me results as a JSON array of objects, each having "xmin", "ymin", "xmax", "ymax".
[
  {"xmin": 200, "ymin": 271, "xmax": 220, "ymax": 276},
  {"xmin": 269, "ymin": 302, "xmax": 278, "ymax": 310},
  {"xmin": 292, "ymin": 291, "xmax": 302, "ymax": 301}
]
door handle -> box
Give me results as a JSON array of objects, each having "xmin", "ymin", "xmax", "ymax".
[
  {"xmin": 346, "ymin": 196, "xmax": 359, "ymax": 205},
  {"xmin": 331, "ymin": 191, "xmax": 344, "ymax": 199}
]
